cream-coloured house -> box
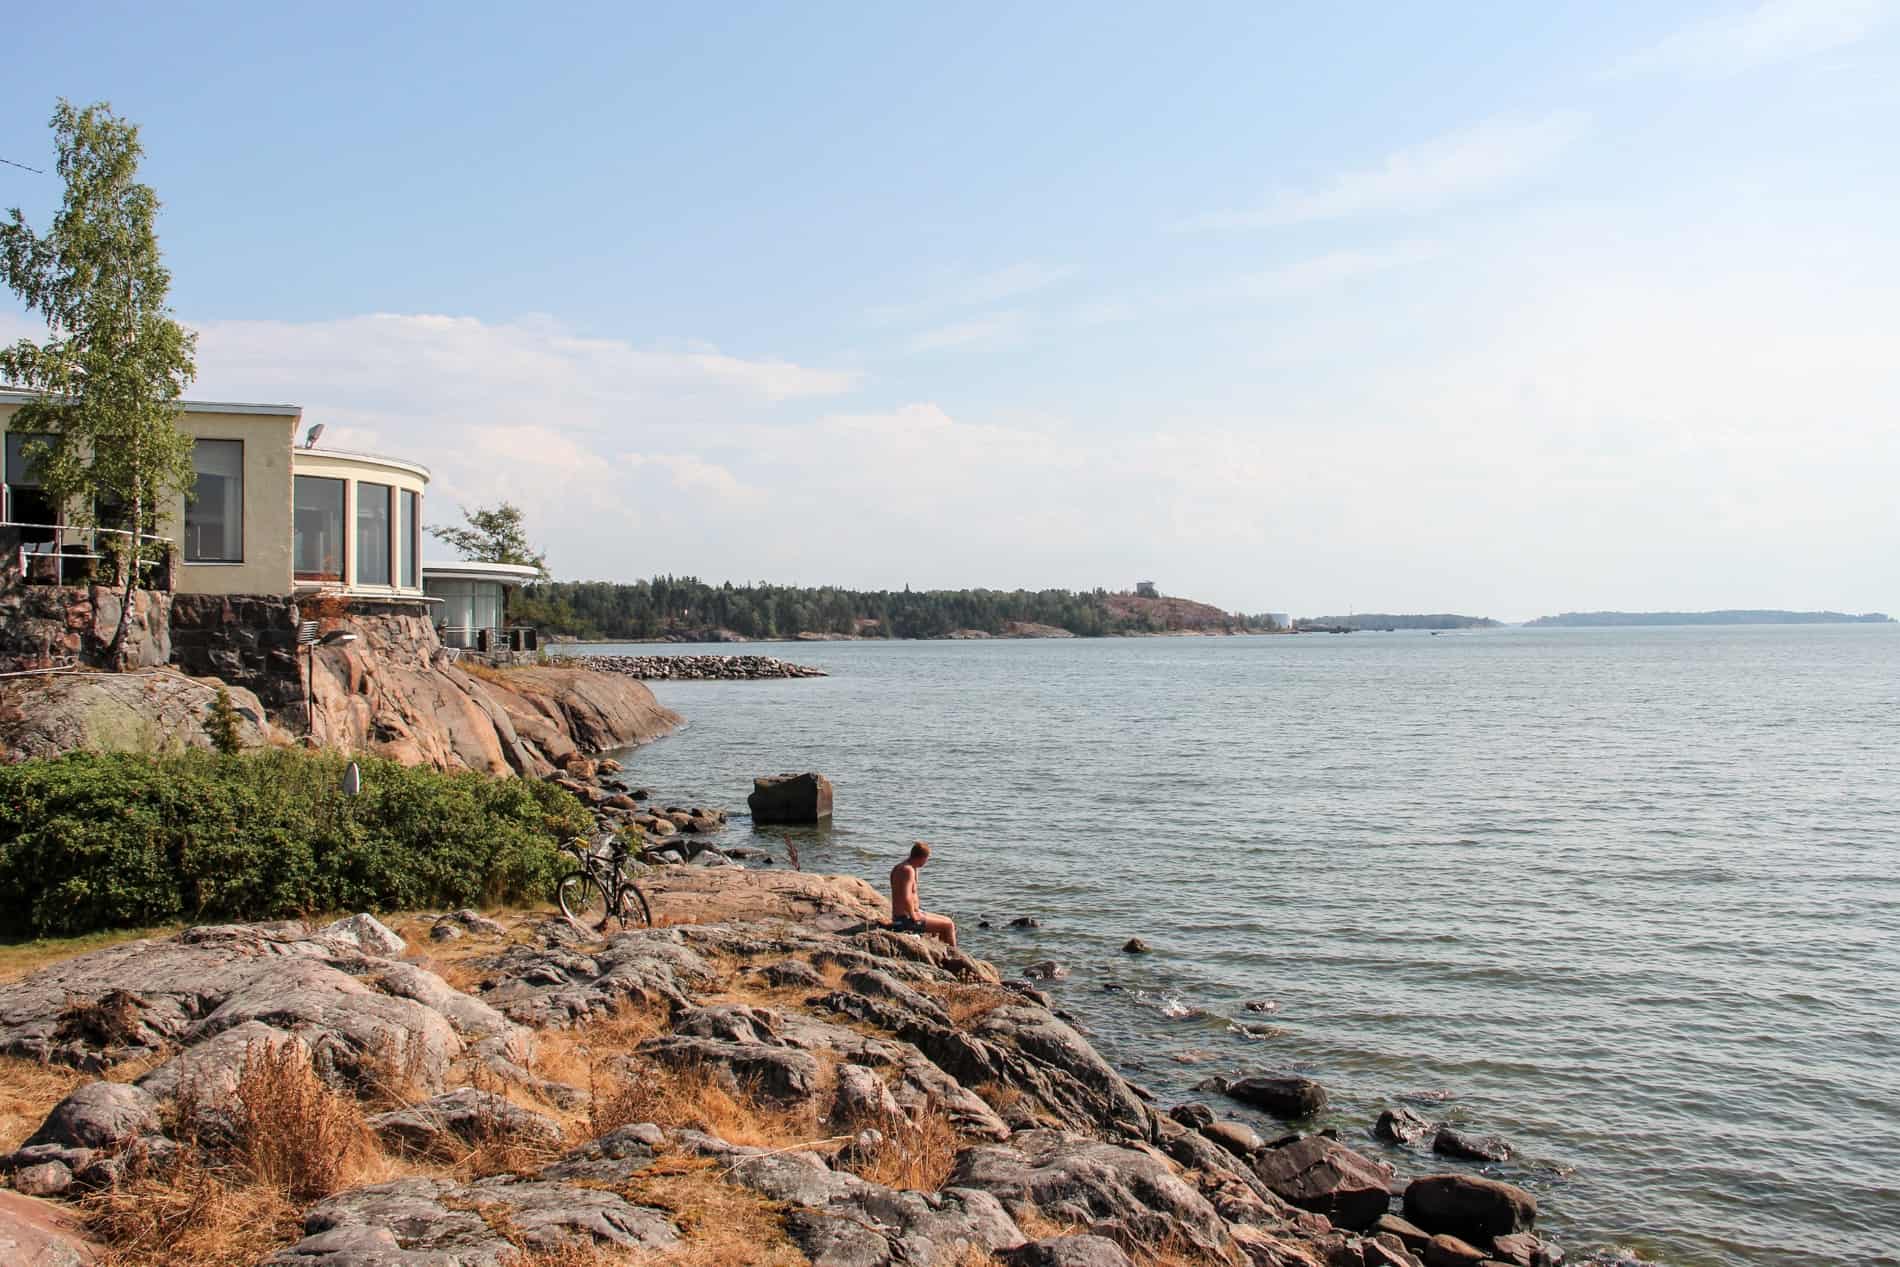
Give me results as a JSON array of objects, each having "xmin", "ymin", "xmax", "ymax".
[{"xmin": 0, "ymin": 389, "xmax": 427, "ymax": 600}]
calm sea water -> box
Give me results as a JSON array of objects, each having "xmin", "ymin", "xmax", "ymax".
[{"xmin": 569, "ymin": 626, "xmax": 1900, "ymax": 1267}]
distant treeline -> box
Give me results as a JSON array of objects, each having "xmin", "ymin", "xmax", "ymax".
[
  {"xmin": 1297, "ymin": 613, "xmax": 1500, "ymax": 631},
  {"xmin": 1527, "ymin": 610, "xmax": 1894, "ymax": 627},
  {"xmin": 514, "ymin": 578, "xmax": 1221, "ymax": 641}
]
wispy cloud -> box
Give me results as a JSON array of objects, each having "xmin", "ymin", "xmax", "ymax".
[
  {"xmin": 1235, "ymin": 245, "xmax": 1439, "ymax": 298},
  {"xmin": 868, "ymin": 261, "xmax": 1072, "ymax": 325},
  {"xmin": 906, "ymin": 311, "xmax": 1027, "ymax": 352},
  {"xmin": 1615, "ymin": 0, "xmax": 1895, "ymax": 76},
  {"xmin": 1178, "ymin": 112, "xmax": 1589, "ymax": 230}
]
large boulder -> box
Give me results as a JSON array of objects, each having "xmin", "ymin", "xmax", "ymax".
[
  {"xmin": 24, "ymin": 1082, "xmax": 160, "ymax": 1151},
  {"xmin": 1250, "ymin": 1136, "xmax": 1392, "ymax": 1230},
  {"xmin": 747, "ymin": 772, "xmax": 833, "ymax": 824},
  {"xmin": 1402, "ymin": 1174, "xmax": 1537, "ymax": 1243},
  {"xmin": 1226, "ymin": 1074, "xmax": 1329, "ymax": 1118}
]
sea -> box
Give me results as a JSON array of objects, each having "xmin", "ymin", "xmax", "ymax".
[{"xmin": 565, "ymin": 625, "xmax": 1900, "ymax": 1267}]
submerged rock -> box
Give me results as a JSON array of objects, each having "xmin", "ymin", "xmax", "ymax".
[
  {"xmin": 1376, "ymin": 1106, "xmax": 1435, "ymax": 1144},
  {"xmin": 1433, "ymin": 1126, "xmax": 1512, "ymax": 1162}
]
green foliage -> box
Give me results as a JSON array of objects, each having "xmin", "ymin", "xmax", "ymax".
[
  {"xmin": 0, "ymin": 749, "xmax": 592, "ymax": 937},
  {"xmin": 428, "ymin": 501, "xmax": 550, "ymax": 578},
  {"xmin": 0, "ymin": 100, "xmax": 198, "ymax": 666},
  {"xmin": 518, "ymin": 576, "xmax": 1179, "ymax": 641},
  {"xmin": 205, "ymin": 687, "xmax": 244, "ymax": 756}
]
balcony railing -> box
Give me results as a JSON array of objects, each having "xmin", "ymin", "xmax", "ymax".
[
  {"xmin": 438, "ymin": 624, "xmax": 539, "ymax": 654},
  {"xmin": 1, "ymin": 521, "xmax": 174, "ymax": 590}
]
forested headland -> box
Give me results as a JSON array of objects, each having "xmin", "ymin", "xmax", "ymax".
[
  {"xmin": 513, "ymin": 578, "xmax": 1277, "ymax": 641},
  {"xmin": 1296, "ymin": 612, "xmax": 1500, "ymax": 631},
  {"xmin": 1526, "ymin": 610, "xmax": 1894, "ymax": 627}
]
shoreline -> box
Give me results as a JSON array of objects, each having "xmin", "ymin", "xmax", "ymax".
[{"xmin": 0, "ymin": 872, "xmax": 1566, "ymax": 1267}]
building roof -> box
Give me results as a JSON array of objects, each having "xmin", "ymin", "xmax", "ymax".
[
  {"xmin": 422, "ymin": 560, "xmax": 542, "ymax": 587},
  {"xmin": 0, "ymin": 387, "xmax": 302, "ymax": 417},
  {"xmin": 293, "ymin": 447, "xmax": 432, "ymax": 481}
]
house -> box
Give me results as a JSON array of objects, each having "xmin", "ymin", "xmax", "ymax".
[
  {"xmin": 1, "ymin": 389, "xmax": 427, "ymax": 601},
  {"xmin": 422, "ymin": 560, "xmax": 540, "ymax": 651},
  {"xmin": 1134, "ymin": 580, "xmax": 1159, "ymax": 599}
]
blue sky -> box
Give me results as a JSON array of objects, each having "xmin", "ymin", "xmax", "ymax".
[{"xmin": 4, "ymin": 1, "xmax": 1897, "ymax": 619}]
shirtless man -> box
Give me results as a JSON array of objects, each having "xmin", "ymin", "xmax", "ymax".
[{"xmin": 889, "ymin": 841, "xmax": 956, "ymax": 947}]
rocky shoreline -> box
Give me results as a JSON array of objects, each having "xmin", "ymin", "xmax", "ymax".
[
  {"xmin": 571, "ymin": 653, "xmax": 828, "ymax": 681},
  {"xmin": 0, "ymin": 870, "xmax": 1564, "ymax": 1267}
]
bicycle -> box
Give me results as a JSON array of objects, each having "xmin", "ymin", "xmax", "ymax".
[{"xmin": 555, "ymin": 834, "xmax": 654, "ymax": 931}]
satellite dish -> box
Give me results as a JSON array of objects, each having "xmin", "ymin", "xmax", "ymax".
[{"xmin": 303, "ymin": 423, "xmax": 325, "ymax": 449}]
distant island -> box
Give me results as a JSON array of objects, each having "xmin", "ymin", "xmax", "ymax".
[
  {"xmin": 1296, "ymin": 613, "xmax": 1500, "ymax": 631},
  {"xmin": 518, "ymin": 578, "xmax": 1286, "ymax": 641},
  {"xmin": 1527, "ymin": 610, "xmax": 1895, "ymax": 627}
]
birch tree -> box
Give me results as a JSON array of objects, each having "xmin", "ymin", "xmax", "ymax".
[{"xmin": 0, "ymin": 100, "xmax": 197, "ymax": 667}]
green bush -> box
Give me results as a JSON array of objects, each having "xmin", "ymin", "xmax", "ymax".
[{"xmin": 0, "ymin": 749, "xmax": 593, "ymax": 937}]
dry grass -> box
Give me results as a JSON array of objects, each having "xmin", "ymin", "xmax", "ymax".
[
  {"xmin": 0, "ymin": 1055, "xmax": 89, "ymax": 1150},
  {"xmin": 927, "ymin": 983, "xmax": 1015, "ymax": 1027},
  {"xmin": 588, "ymin": 1058, "xmax": 822, "ymax": 1149},
  {"xmin": 837, "ymin": 1101, "xmax": 962, "ymax": 1192},
  {"xmin": 83, "ymin": 1150, "xmax": 304, "ymax": 1267},
  {"xmin": 617, "ymin": 1151, "xmax": 807, "ymax": 1267},
  {"xmin": 358, "ymin": 1026, "xmax": 434, "ymax": 1110},
  {"xmin": 227, "ymin": 1040, "xmax": 383, "ymax": 1203}
]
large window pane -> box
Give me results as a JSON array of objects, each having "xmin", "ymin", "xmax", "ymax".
[
  {"xmin": 294, "ymin": 476, "xmax": 346, "ymax": 579},
  {"xmin": 400, "ymin": 490, "xmax": 419, "ymax": 588},
  {"xmin": 5, "ymin": 433, "xmax": 57, "ymax": 539},
  {"xmin": 186, "ymin": 439, "xmax": 244, "ymax": 562},
  {"xmin": 356, "ymin": 482, "xmax": 392, "ymax": 586}
]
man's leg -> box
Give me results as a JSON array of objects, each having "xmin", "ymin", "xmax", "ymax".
[{"xmin": 921, "ymin": 912, "xmax": 957, "ymax": 948}]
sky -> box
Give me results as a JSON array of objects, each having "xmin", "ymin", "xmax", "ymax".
[{"xmin": 2, "ymin": 0, "xmax": 1896, "ymax": 622}]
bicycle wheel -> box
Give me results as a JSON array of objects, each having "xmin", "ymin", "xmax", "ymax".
[
  {"xmin": 616, "ymin": 882, "xmax": 653, "ymax": 929},
  {"xmin": 557, "ymin": 872, "xmax": 609, "ymax": 928}
]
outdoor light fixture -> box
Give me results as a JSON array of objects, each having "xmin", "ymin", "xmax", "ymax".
[{"xmin": 303, "ymin": 423, "xmax": 325, "ymax": 449}]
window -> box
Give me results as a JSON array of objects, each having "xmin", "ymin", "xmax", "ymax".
[
  {"xmin": 186, "ymin": 439, "xmax": 244, "ymax": 562},
  {"xmin": 400, "ymin": 489, "xmax": 419, "ymax": 589},
  {"xmin": 4, "ymin": 432, "xmax": 57, "ymax": 538},
  {"xmin": 293, "ymin": 475, "xmax": 346, "ymax": 580},
  {"xmin": 356, "ymin": 481, "xmax": 392, "ymax": 586}
]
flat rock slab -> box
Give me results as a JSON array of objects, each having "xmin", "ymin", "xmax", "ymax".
[
  {"xmin": 269, "ymin": 1174, "xmax": 677, "ymax": 1266},
  {"xmin": 0, "ymin": 1189, "xmax": 100, "ymax": 1267}
]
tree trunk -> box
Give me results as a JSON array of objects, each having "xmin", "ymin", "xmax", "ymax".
[{"xmin": 107, "ymin": 484, "xmax": 140, "ymax": 670}]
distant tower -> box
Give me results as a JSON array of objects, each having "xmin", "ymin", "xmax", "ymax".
[{"xmin": 1134, "ymin": 580, "xmax": 1159, "ymax": 599}]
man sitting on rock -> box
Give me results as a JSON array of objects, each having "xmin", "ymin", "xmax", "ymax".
[{"xmin": 889, "ymin": 840, "xmax": 956, "ymax": 946}]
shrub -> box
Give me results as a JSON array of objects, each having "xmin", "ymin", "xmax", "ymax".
[
  {"xmin": 205, "ymin": 687, "xmax": 244, "ymax": 756},
  {"xmin": 0, "ymin": 749, "xmax": 591, "ymax": 936}
]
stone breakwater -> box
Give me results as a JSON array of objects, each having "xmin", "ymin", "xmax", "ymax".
[
  {"xmin": 573, "ymin": 653, "xmax": 827, "ymax": 681},
  {"xmin": 0, "ymin": 872, "xmax": 1564, "ymax": 1267}
]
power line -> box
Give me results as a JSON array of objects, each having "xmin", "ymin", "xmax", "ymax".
[{"xmin": 0, "ymin": 155, "xmax": 46, "ymax": 174}]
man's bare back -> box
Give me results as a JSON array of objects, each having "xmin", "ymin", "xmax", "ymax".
[{"xmin": 889, "ymin": 840, "xmax": 956, "ymax": 947}]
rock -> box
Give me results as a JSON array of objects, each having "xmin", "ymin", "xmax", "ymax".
[
  {"xmin": 0, "ymin": 1189, "xmax": 100, "ymax": 1267},
  {"xmin": 1490, "ymin": 1232, "xmax": 1563, "ymax": 1267},
  {"xmin": 1003, "ymin": 1235, "xmax": 1139, "ymax": 1267},
  {"xmin": 638, "ymin": 1035, "xmax": 823, "ymax": 1104},
  {"xmin": 429, "ymin": 922, "xmax": 467, "ymax": 942},
  {"xmin": 271, "ymin": 1174, "xmax": 678, "ymax": 1265},
  {"xmin": 136, "ymin": 1021, "xmax": 309, "ymax": 1104},
  {"xmin": 604, "ymin": 793, "xmax": 640, "ymax": 811},
  {"xmin": 1374, "ymin": 1214, "xmax": 1433, "ymax": 1252},
  {"xmin": 1122, "ymin": 938, "xmax": 1151, "ymax": 953},
  {"xmin": 597, "ymin": 758, "xmax": 622, "ymax": 773},
  {"xmin": 1201, "ymin": 1119, "xmax": 1265, "ymax": 1157},
  {"xmin": 1227, "ymin": 1073, "xmax": 1329, "ymax": 1118},
  {"xmin": 1008, "ymin": 916, "xmax": 1043, "ymax": 929},
  {"xmin": 1250, "ymin": 1136, "xmax": 1393, "ymax": 1231},
  {"xmin": 537, "ymin": 1124, "xmax": 665, "ymax": 1184},
  {"xmin": 1402, "ymin": 1175, "xmax": 1536, "ymax": 1243},
  {"xmin": 758, "ymin": 959, "xmax": 828, "ymax": 990},
  {"xmin": 747, "ymin": 771, "xmax": 833, "ymax": 824},
  {"xmin": 1376, "ymin": 1106, "xmax": 1435, "ymax": 1144},
  {"xmin": 25, "ymin": 1082, "xmax": 161, "ymax": 1151},
  {"xmin": 11, "ymin": 1160, "xmax": 72, "ymax": 1197},
  {"xmin": 688, "ymin": 848, "xmax": 735, "ymax": 867},
  {"xmin": 1422, "ymin": 1233, "xmax": 1489, "ymax": 1267},
  {"xmin": 1243, "ymin": 1000, "xmax": 1279, "ymax": 1013},
  {"xmin": 1433, "ymin": 1127, "xmax": 1512, "ymax": 1162},
  {"xmin": 315, "ymin": 913, "xmax": 406, "ymax": 957},
  {"xmin": 444, "ymin": 909, "xmax": 509, "ymax": 938},
  {"xmin": 367, "ymin": 1089, "xmax": 564, "ymax": 1157},
  {"xmin": 1170, "ymin": 1102, "xmax": 1215, "ymax": 1129},
  {"xmin": 1023, "ymin": 960, "xmax": 1069, "ymax": 981},
  {"xmin": 646, "ymin": 816, "xmax": 678, "ymax": 837},
  {"xmin": 1364, "ymin": 1237, "xmax": 1426, "ymax": 1267},
  {"xmin": 950, "ymin": 1129, "xmax": 1232, "ymax": 1259},
  {"xmin": 830, "ymin": 1063, "xmax": 903, "ymax": 1126}
]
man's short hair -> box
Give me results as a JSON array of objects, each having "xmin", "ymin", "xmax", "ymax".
[{"xmin": 908, "ymin": 841, "xmax": 931, "ymax": 862}]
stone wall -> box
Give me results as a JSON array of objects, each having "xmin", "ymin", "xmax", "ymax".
[{"xmin": 0, "ymin": 576, "xmax": 172, "ymax": 671}]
